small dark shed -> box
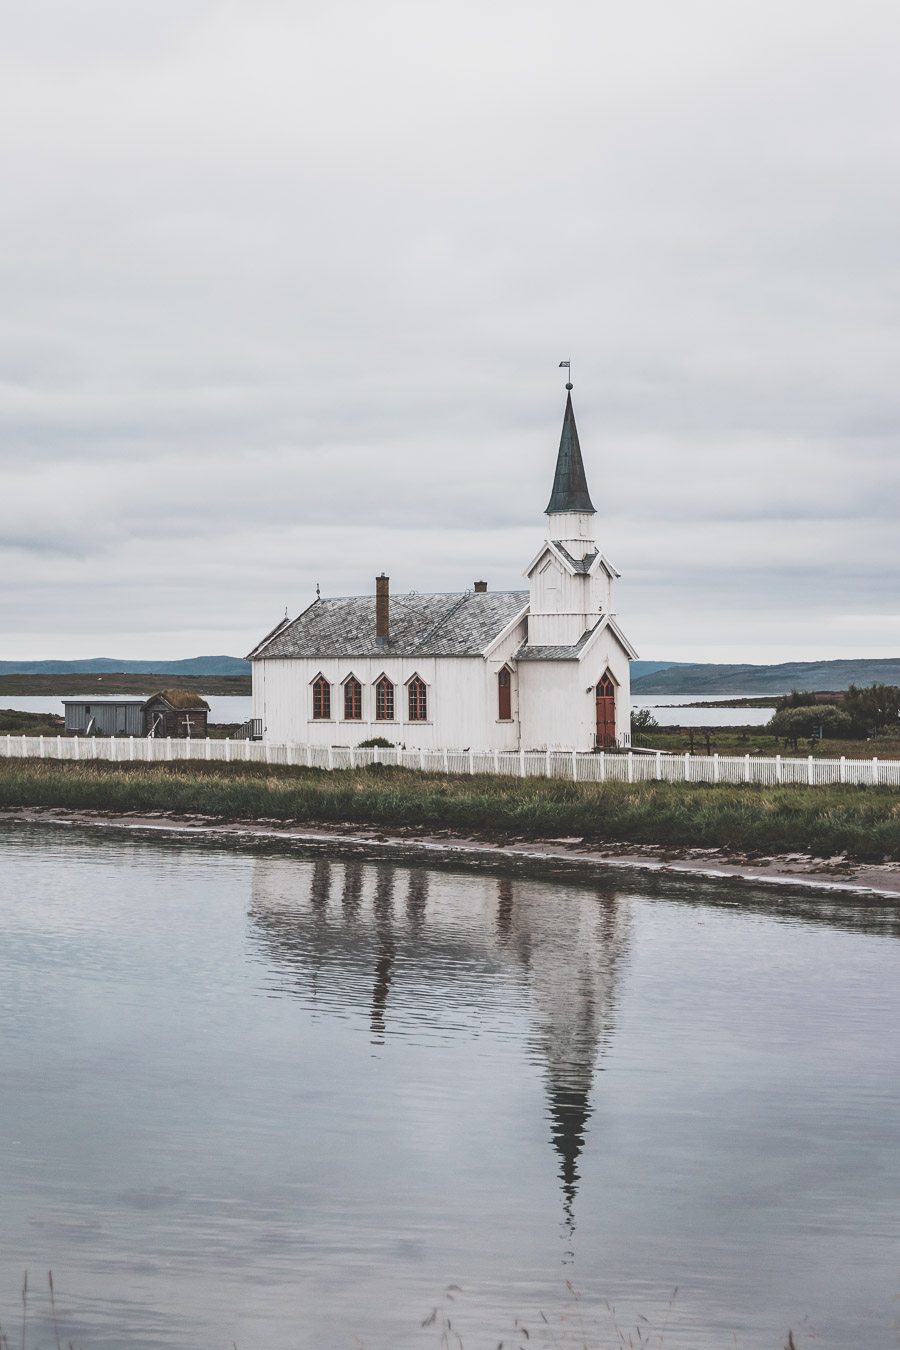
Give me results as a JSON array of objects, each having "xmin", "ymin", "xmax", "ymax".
[{"xmin": 142, "ymin": 690, "xmax": 210, "ymax": 739}]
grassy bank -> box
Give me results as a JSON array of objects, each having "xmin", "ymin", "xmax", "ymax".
[{"xmin": 2, "ymin": 758, "xmax": 900, "ymax": 860}]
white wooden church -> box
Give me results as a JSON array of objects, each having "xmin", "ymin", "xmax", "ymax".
[{"xmin": 248, "ymin": 385, "xmax": 637, "ymax": 751}]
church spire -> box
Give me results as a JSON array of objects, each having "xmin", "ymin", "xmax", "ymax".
[{"xmin": 544, "ymin": 388, "xmax": 596, "ymax": 516}]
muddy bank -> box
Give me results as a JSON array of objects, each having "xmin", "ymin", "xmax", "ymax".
[{"xmin": 4, "ymin": 805, "xmax": 900, "ymax": 899}]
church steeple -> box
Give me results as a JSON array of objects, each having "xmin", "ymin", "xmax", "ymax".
[{"xmin": 545, "ymin": 389, "xmax": 596, "ymax": 516}]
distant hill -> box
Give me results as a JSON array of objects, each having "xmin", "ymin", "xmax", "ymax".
[
  {"xmin": 632, "ymin": 659, "xmax": 900, "ymax": 695},
  {"xmin": 630, "ymin": 661, "xmax": 690, "ymax": 679},
  {"xmin": 0, "ymin": 656, "xmax": 250, "ymax": 676}
]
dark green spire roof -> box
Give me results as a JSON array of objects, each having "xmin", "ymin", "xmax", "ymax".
[{"xmin": 544, "ymin": 391, "xmax": 596, "ymax": 515}]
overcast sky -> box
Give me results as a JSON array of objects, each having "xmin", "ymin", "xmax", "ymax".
[{"xmin": 1, "ymin": 0, "xmax": 898, "ymax": 663}]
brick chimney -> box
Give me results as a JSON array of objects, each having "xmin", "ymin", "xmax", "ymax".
[
  {"xmin": 375, "ymin": 574, "xmax": 390, "ymax": 646},
  {"xmin": 474, "ymin": 580, "xmax": 488, "ymax": 592}
]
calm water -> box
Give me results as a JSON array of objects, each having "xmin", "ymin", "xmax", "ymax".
[
  {"xmin": 631, "ymin": 694, "xmax": 777, "ymax": 726},
  {"xmin": 1, "ymin": 827, "xmax": 898, "ymax": 1350},
  {"xmin": 6, "ymin": 693, "xmax": 770, "ymax": 730}
]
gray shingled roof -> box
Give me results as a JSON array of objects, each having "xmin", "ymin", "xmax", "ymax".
[
  {"xmin": 251, "ymin": 591, "xmax": 528, "ymax": 660},
  {"xmin": 553, "ymin": 542, "xmax": 598, "ymax": 575},
  {"xmin": 514, "ymin": 621, "xmax": 600, "ymax": 661}
]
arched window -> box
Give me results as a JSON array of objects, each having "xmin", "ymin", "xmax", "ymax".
[
  {"xmin": 312, "ymin": 676, "xmax": 331, "ymax": 720},
  {"xmin": 375, "ymin": 676, "xmax": 395, "ymax": 721},
  {"xmin": 498, "ymin": 667, "xmax": 512, "ymax": 720},
  {"xmin": 408, "ymin": 676, "xmax": 428, "ymax": 721},
  {"xmin": 343, "ymin": 676, "xmax": 362, "ymax": 720}
]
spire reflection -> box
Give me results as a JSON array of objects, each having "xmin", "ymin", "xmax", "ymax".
[{"xmin": 249, "ymin": 856, "xmax": 630, "ymax": 1237}]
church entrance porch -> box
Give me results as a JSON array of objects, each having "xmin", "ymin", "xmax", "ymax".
[{"xmin": 595, "ymin": 674, "xmax": 616, "ymax": 748}]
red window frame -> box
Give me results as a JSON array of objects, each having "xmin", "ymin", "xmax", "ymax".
[
  {"xmin": 312, "ymin": 676, "xmax": 331, "ymax": 720},
  {"xmin": 343, "ymin": 677, "xmax": 362, "ymax": 720},
  {"xmin": 408, "ymin": 676, "xmax": 427, "ymax": 722},
  {"xmin": 375, "ymin": 677, "xmax": 395, "ymax": 721},
  {"xmin": 498, "ymin": 667, "xmax": 512, "ymax": 720}
]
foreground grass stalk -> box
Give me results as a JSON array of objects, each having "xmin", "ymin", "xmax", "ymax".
[{"xmin": 2, "ymin": 758, "xmax": 900, "ymax": 860}]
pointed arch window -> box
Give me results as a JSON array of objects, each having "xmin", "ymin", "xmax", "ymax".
[
  {"xmin": 407, "ymin": 676, "xmax": 428, "ymax": 722},
  {"xmin": 375, "ymin": 676, "xmax": 395, "ymax": 721},
  {"xmin": 343, "ymin": 676, "xmax": 362, "ymax": 720},
  {"xmin": 312, "ymin": 676, "xmax": 331, "ymax": 720},
  {"xmin": 498, "ymin": 666, "xmax": 512, "ymax": 721}
]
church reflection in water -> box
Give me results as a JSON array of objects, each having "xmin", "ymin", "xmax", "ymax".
[{"xmin": 249, "ymin": 856, "xmax": 631, "ymax": 1234}]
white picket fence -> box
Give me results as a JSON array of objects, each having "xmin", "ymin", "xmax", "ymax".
[{"xmin": 2, "ymin": 733, "xmax": 900, "ymax": 787}]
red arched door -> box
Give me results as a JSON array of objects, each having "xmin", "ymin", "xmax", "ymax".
[{"xmin": 595, "ymin": 674, "xmax": 616, "ymax": 748}]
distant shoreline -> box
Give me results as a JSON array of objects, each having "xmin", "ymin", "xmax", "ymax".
[{"xmin": 0, "ymin": 673, "xmax": 251, "ymax": 697}]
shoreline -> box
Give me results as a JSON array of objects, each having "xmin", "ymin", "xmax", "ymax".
[{"xmin": 4, "ymin": 805, "xmax": 900, "ymax": 899}]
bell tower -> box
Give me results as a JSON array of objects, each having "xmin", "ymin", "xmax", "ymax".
[
  {"xmin": 526, "ymin": 381, "xmax": 617, "ymax": 646},
  {"xmin": 544, "ymin": 380, "xmax": 596, "ymax": 562}
]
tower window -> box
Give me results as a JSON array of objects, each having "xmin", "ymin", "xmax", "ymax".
[
  {"xmin": 408, "ymin": 676, "xmax": 428, "ymax": 721},
  {"xmin": 344, "ymin": 677, "xmax": 362, "ymax": 720},
  {"xmin": 375, "ymin": 677, "xmax": 395, "ymax": 721},
  {"xmin": 498, "ymin": 667, "xmax": 512, "ymax": 721},
  {"xmin": 312, "ymin": 676, "xmax": 331, "ymax": 720}
]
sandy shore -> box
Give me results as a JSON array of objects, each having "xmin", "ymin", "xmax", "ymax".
[{"xmin": 4, "ymin": 804, "xmax": 900, "ymax": 899}]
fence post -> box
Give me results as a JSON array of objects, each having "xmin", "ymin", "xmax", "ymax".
[
  {"xmin": 656, "ymin": 750, "xmax": 662, "ymax": 780},
  {"xmin": 713, "ymin": 752, "xmax": 719, "ymax": 783},
  {"xmin": 225, "ymin": 738, "xmax": 231, "ymax": 762},
  {"xmin": 873, "ymin": 756, "xmax": 878, "ymax": 786},
  {"xmin": 5, "ymin": 733, "xmax": 10, "ymax": 756},
  {"xmin": 775, "ymin": 754, "xmax": 782, "ymax": 784},
  {"xmin": 166, "ymin": 737, "xmax": 172, "ymax": 762},
  {"xmin": 495, "ymin": 750, "xmax": 501, "ymax": 774},
  {"xmin": 57, "ymin": 735, "xmax": 62, "ymax": 758},
  {"xmin": 684, "ymin": 751, "xmax": 691, "ymax": 782},
  {"xmin": 205, "ymin": 738, "xmax": 211, "ymax": 760},
  {"xmin": 519, "ymin": 748, "xmax": 525, "ymax": 778},
  {"xmin": 744, "ymin": 752, "xmax": 750, "ymax": 783},
  {"xmin": 627, "ymin": 751, "xmax": 633, "ymax": 783},
  {"xmin": 545, "ymin": 749, "xmax": 551, "ymax": 778},
  {"xmin": 350, "ymin": 745, "xmax": 356, "ymax": 770},
  {"xmin": 808, "ymin": 754, "xmax": 813, "ymax": 785},
  {"xmin": 420, "ymin": 747, "xmax": 425, "ymax": 772},
  {"xmin": 306, "ymin": 744, "xmax": 312, "ymax": 768},
  {"xmin": 74, "ymin": 737, "xmax": 80, "ymax": 761},
  {"xmin": 111, "ymin": 737, "xmax": 117, "ymax": 763},
  {"xmin": 600, "ymin": 750, "xmax": 605, "ymax": 782},
  {"xmin": 469, "ymin": 750, "xmax": 475, "ymax": 775},
  {"xmin": 443, "ymin": 748, "xmax": 449, "ymax": 774},
  {"xmin": 840, "ymin": 755, "xmax": 846, "ymax": 784},
  {"xmin": 39, "ymin": 735, "xmax": 45, "ymax": 759},
  {"xmin": 572, "ymin": 749, "xmax": 577, "ymax": 783},
  {"xmin": 327, "ymin": 745, "xmax": 333, "ymax": 770}
]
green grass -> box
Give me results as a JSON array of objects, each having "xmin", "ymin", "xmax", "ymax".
[
  {"xmin": 2, "ymin": 757, "xmax": 900, "ymax": 861},
  {"xmin": 636, "ymin": 725, "xmax": 900, "ymax": 758},
  {"xmin": 0, "ymin": 708, "xmax": 64, "ymax": 735}
]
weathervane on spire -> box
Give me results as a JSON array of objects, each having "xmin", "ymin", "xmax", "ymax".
[{"xmin": 559, "ymin": 359, "xmax": 573, "ymax": 391}]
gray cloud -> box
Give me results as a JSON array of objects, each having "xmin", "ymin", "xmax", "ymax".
[{"xmin": 1, "ymin": 0, "xmax": 898, "ymax": 662}]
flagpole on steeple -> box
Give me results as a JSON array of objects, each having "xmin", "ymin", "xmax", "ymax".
[{"xmin": 558, "ymin": 359, "xmax": 573, "ymax": 391}]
